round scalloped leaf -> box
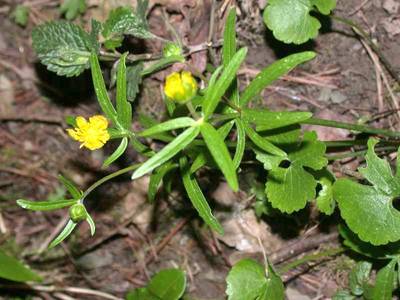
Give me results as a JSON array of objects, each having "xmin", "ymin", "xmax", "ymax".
[
  {"xmin": 263, "ymin": 0, "xmax": 336, "ymax": 44},
  {"xmin": 334, "ymin": 178, "xmax": 400, "ymax": 245}
]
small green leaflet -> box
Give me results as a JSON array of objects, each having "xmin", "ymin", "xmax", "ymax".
[
  {"xmin": 349, "ymin": 261, "xmax": 372, "ymax": 296},
  {"xmin": 181, "ymin": 157, "xmax": 224, "ymax": 234},
  {"xmin": 0, "ymin": 250, "xmax": 42, "ymax": 282},
  {"xmin": 60, "ymin": 0, "xmax": 86, "ymax": 20},
  {"xmin": 313, "ymin": 169, "xmax": 336, "ymax": 215},
  {"xmin": 116, "ymin": 53, "xmax": 132, "ymax": 130},
  {"xmin": 102, "ymin": 137, "xmax": 129, "ymax": 168},
  {"xmin": 132, "ymin": 126, "xmax": 200, "ymax": 180},
  {"xmin": 86, "ymin": 213, "xmax": 96, "ymax": 236},
  {"xmin": 102, "ymin": 3, "xmax": 152, "ymax": 42},
  {"xmin": 240, "ymin": 52, "xmax": 316, "ymax": 107},
  {"xmin": 141, "ymin": 55, "xmax": 185, "ymax": 77},
  {"xmin": 334, "ymin": 138, "xmax": 400, "ymax": 245},
  {"xmin": 226, "ymin": 259, "xmax": 284, "ymax": 300},
  {"xmin": 203, "ymin": 47, "xmax": 247, "ymax": 119},
  {"xmin": 49, "ymin": 219, "xmax": 77, "ymax": 249},
  {"xmin": 16, "ymin": 199, "xmax": 78, "ymax": 211},
  {"xmin": 147, "ymin": 269, "xmax": 186, "ymax": 300},
  {"xmin": 200, "ymin": 122, "xmax": 238, "ymax": 191},
  {"xmin": 233, "ymin": 119, "xmax": 246, "ymax": 169},
  {"xmin": 139, "ymin": 117, "xmax": 196, "ymax": 137},
  {"xmin": 372, "ymin": 259, "xmax": 397, "ymax": 300},
  {"xmin": 242, "ymin": 108, "xmax": 312, "ymax": 131},
  {"xmin": 32, "ymin": 21, "xmax": 99, "ymax": 77},
  {"xmin": 263, "ymin": 0, "xmax": 336, "ymax": 44},
  {"xmin": 257, "ymin": 131, "xmax": 327, "ymax": 213},
  {"xmin": 12, "ymin": 5, "xmax": 29, "ymax": 27},
  {"xmin": 126, "ymin": 268, "xmax": 186, "ymax": 300}
]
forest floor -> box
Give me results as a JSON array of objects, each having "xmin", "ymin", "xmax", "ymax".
[{"xmin": 0, "ymin": 0, "xmax": 400, "ymax": 299}]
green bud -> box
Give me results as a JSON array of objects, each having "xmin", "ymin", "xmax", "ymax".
[
  {"xmin": 163, "ymin": 42, "xmax": 183, "ymax": 58},
  {"xmin": 69, "ymin": 203, "xmax": 88, "ymax": 223}
]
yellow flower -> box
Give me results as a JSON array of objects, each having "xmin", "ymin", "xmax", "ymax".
[
  {"xmin": 164, "ymin": 71, "xmax": 198, "ymax": 103},
  {"xmin": 67, "ymin": 115, "xmax": 110, "ymax": 150}
]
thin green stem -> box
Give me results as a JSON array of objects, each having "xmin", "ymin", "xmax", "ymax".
[
  {"xmin": 80, "ymin": 163, "xmax": 141, "ymax": 202},
  {"xmin": 326, "ymin": 146, "xmax": 398, "ymax": 160},
  {"xmin": 210, "ymin": 113, "xmax": 240, "ymax": 124},
  {"xmin": 278, "ymin": 247, "xmax": 345, "ymax": 274},
  {"xmin": 302, "ymin": 117, "xmax": 400, "ymax": 138},
  {"xmin": 186, "ymin": 101, "xmax": 200, "ymax": 120}
]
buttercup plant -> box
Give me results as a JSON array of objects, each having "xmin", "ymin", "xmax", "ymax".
[{"xmin": 15, "ymin": 1, "xmax": 400, "ymax": 298}]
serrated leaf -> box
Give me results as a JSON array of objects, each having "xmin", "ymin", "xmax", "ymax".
[
  {"xmin": 127, "ymin": 63, "xmax": 143, "ymax": 102},
  {"xmin": 102, "ymin": 4, "xmax": 152, "ymax": 41},
  {"xmin": 58, "ymin": 174, "xmax": 82, "ymax": 199},
  {"xmin": 240, "ymin": 52, "xmax": 316, "ymax": 107},
  {"xmin": 90, "ymin": 53, "xmax": 118, "ymax": 124},
  {"xmin": 181, "ymin": 158, "xmax": 224, "ymax": 234},
  {"xmin": 200, "ymin": 122, "xmax": 238, "ymax": 191},
  {"xmin": 49, "ymin": 220, "xmax": 77, "ymax": 249},
  {"xmin": 334, "ymin": 138, "xmax": 400, "ymax": 245},
  {"xmin": 203, "ymin": 47, "xmax": 247, "ymax": 119},
  {"xmin": 17, "ymin": 199, "xmax": 78, "ymax": 211},
  {"xmin": 266, "ymin": 165, "xmax": 317, "ymax": 213},
  {"xmin": 147, "ymin": 269, "xmax": 186, "ymax": 300},
  {"xmin": 103, "ymin": 137, "xmax": 129, "ymax": 168},
  {"xmin": 226, "ymin": 259, "xmax": 284, "ymax": 300},
  {"xmin": 139, "ymin": 117, "xmax": 196, "ymax": 137},
  {"xmin": 60, "ymin": 0, "xmax": 86, "ymax": 20},
  {"xmin": 349, "ymin": 261, "xmax": 372, "ymax": 296},
  {"xmin": 242, "ymin": 108, "xmax": 312, "ymax": 131},
  {"xmin": 263, "ymin": 0, "xmax": 336, "ymax": 44},
  {"xmin": 32, "ymin": 21, "xmax": 99, "ymax": 77},
  {"xmin": 116, "ymin": 53, "xmax": 132, "ymax": 129},
  {"xmin": 0, "ymin": 250, "xmax": 42, "ymax": 282},
  {"xmin": 12, "ymin": 5, "xmax": 29, "ymax": 27},
  {"xmin": 261, "ymin": 131, "xmax": 327, "ymax": 213},
  {"xmin": 148, "ymin": 162, "xmax": 177, "ymax": 202},
  {"xmin": 132, "ymin": 126, "xmax": 200, "ymax": 180},
  {"xmin": 372, "ymin": 260, "xmax": 396, "ymax": 300}
]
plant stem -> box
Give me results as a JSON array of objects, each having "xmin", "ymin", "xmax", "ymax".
[
  {"xmin": 278, "ymin": 247, "xmax": 345, "ymax": 274},
  {"xmin": 186, "ymin": 101, "xmax": 200, "ymax": 120},
  {"xmin": 80, "ymin": 163, "xmax": 141, "ymax": 202},
  {"xmin": 326, "ymin": 146, "xmax": 398, "ymax": 160},
  {"xmin": 331, "ymin": 15, "xmax": 400, "ymax": 84},
  {"xmin": 302, "ymin": 117, "xmax": 400, "ymax": 138}
]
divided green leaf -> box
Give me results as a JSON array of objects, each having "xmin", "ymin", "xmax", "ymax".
[
  {"xmin": 116, "ymin": 53, "xmax": 132, "ymax": 129},
  {"xmin": 32, "ymin": 21, "xmax": 99, "ymax": 77},
  {"xmin": 49, "ymin": 219, "xmax": 77, "ymax": 248},
  {"xmin": 263, "ymin": 0, "xmax": 336, "ymax": 44},
  {"xmin": 103, "ymin": 137, "xmax": 129, "ymax": 168},
  {"xmin": 334, "ymin": 138, "xmax": 400, "ymax": 245},
  {"xmin": 139, "ymin": 117, "xmax": 196, "ymax": 137},
  {"xmin": 17, "ymin": 199, "xmax": 78, "ymax": 211},
  {"xmin": 127, "ymin": 63, "xmax": 144, "ymax": 102},
  {"xmin": 60, "ymin": 0, "xmax": 86, "ymax": 20},
  {"xmin": 0, "ymin": 250, "xmax": 42, "ymax": 282}
]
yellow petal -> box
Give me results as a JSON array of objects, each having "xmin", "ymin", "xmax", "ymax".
[
  {"xmin": 76, "ymin": 116, "xmax": 88, "ymax": 129},
  {"xmin": 89, "ymin": 115, "xmax": 108, "ymax": 129}
]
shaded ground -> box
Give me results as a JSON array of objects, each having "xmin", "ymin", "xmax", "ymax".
[{"xmin": 0, "ymin": 0, "xmax": 400, "ymax": 299}]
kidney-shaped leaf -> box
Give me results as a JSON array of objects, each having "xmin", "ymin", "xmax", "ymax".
[{"xmin": 334, "ymin": 139, "xmax": 400, "ymax": 245}]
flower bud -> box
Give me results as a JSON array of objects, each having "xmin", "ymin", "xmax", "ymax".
[
  {"xmin": 164, "ymin": 71, "xmax": 198, "ymax": 104},
  {"xmin": 69, "ymin": 203, "xmax": 88, "ymax": 223},
  {"xmin": 163, "ymin": 42, "xmax": 183, "ymax": 58}
]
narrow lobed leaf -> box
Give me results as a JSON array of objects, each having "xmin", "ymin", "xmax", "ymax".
[
  {"xmin": 102, "ymin": 137, "xmax": 129, "ymax": 168},
  {"xmin": 116, "ymin": 53, "xmax": 132, "ymax": 129},
  {"xmin": 49, "ymin": 220, "xmax": 77, "ymax": 249},
  {"xmin": 58, "ymin": 174, "xmax": 82, "ymax": 199},
  {"xmin": 200, "ymin": 122, "xmax": 238, "ymax": 191},
  {"xmin": 132, "ymin": 126, "xmax": 200, "ymax": 180},
  {"xmin": 17, "ymin": 199, "xmax": 78, "ymax": 211},
  {"xmin": 139, "ymin": 117, "xmax": 196, "ymax": 137}
]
